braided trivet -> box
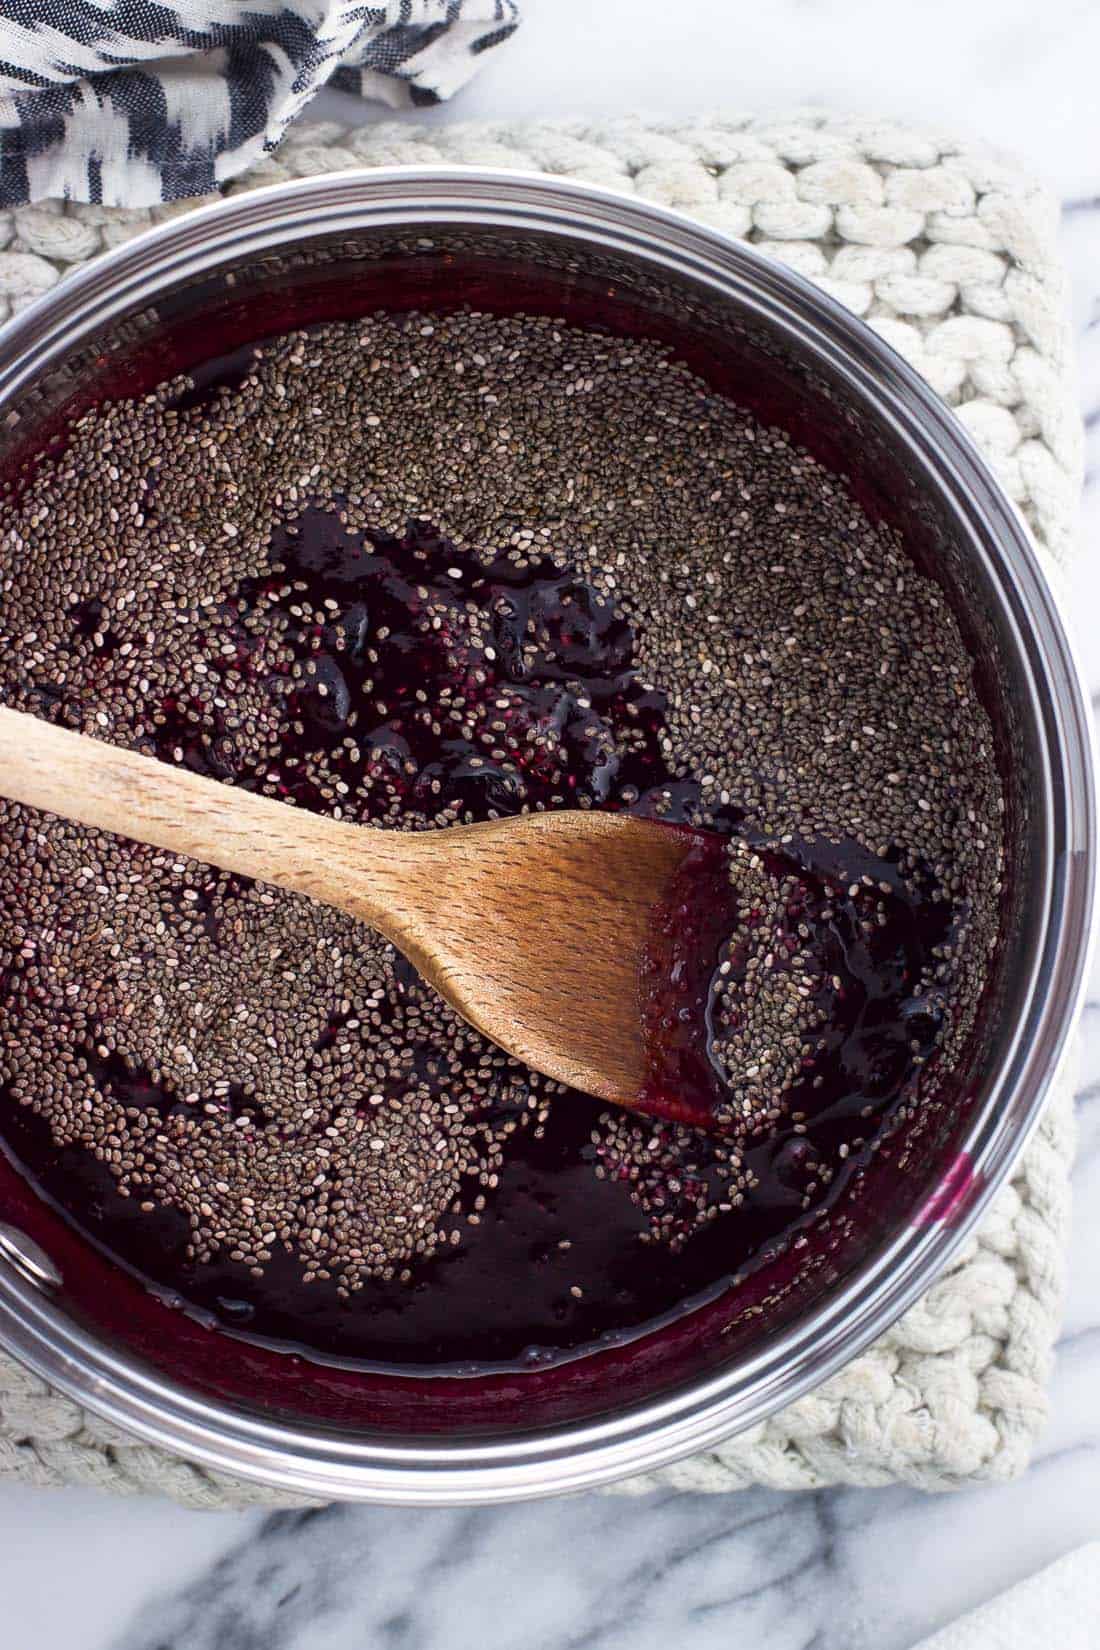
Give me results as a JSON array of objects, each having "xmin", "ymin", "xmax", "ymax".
[{"xmin": 0, "ymin": 111, "xmax": 1082, "ymax": 1506}]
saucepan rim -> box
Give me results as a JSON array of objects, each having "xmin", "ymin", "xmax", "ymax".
[{"xmin": 0, "ymin": 170, "xmax": 1092, "ymax": 1504}]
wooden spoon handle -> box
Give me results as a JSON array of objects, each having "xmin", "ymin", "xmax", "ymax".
[{"xmin": 0, "ymin": 704, "xmax": 410, "ymax": 919}]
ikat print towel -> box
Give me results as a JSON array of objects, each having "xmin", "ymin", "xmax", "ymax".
[{"xmin": 0, "ymin": 1, "xmax": 520, "ymax": 207}]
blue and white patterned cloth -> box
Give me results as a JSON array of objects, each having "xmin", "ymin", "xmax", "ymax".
[{"xmin": 0, "ymin": 2, "xmax": 520, "ymax": 206}]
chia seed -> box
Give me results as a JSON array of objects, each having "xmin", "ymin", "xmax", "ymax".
[{"xmin": 0, "ymin": 309, "xmax": 1002, "ymax": 1310}]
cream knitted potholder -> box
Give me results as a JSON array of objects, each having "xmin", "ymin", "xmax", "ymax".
[{"xmin": 0, "ymin": 111, "xmax": 1082, "ymax": 1508}]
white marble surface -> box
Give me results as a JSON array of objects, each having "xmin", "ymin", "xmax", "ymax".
[{"xmin": 2, "ymin": 3, "xmax": 1100, "ymax": 1647}]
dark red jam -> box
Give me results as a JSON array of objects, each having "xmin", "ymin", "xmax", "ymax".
[
  {"xmin": 637, "ymin": 831, "xmax": 945, "ymax": 1135},
  {"xmin": 0, "ymin": 347, "xmax": 956, "ymax": 1375}
]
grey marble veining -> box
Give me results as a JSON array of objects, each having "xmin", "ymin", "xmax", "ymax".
[
  {"xmin": 112, "ymin": 1494, "xmax": 838, "ymax": 1650},
  {"xmin": 2, "ymin": 4, "xmax": 1099, "ymax": 1648}
]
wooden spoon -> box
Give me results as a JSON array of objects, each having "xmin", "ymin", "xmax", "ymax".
[{"xmin": 0, "ymin": 705, "xmax": 724, "ymax": 1115}]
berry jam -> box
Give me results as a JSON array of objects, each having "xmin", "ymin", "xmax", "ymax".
[
  {"xmin": 141, "ymin": 502, "xmax": 671, "ymax": 820},
  {"xmin": 0, "ymin": 344, "xmax": 957, "ymax": 1375},
  {"xmin": 637, "ymin": 833, "xmax": 944, "ymax": 1136}
]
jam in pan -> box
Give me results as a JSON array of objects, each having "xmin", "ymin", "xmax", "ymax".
[
  {"xmin": 2, "ymin": 510, "xmax": 950, "ymax": 1371},
  {"xmin": 0, "ymin": 319, "xmax": 996, "ymax": 1375}
]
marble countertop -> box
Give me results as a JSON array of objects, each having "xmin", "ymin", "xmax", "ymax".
[{"xmin": 2, "ymin": 3, "xmax": 1099, "ymax": 1646}]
